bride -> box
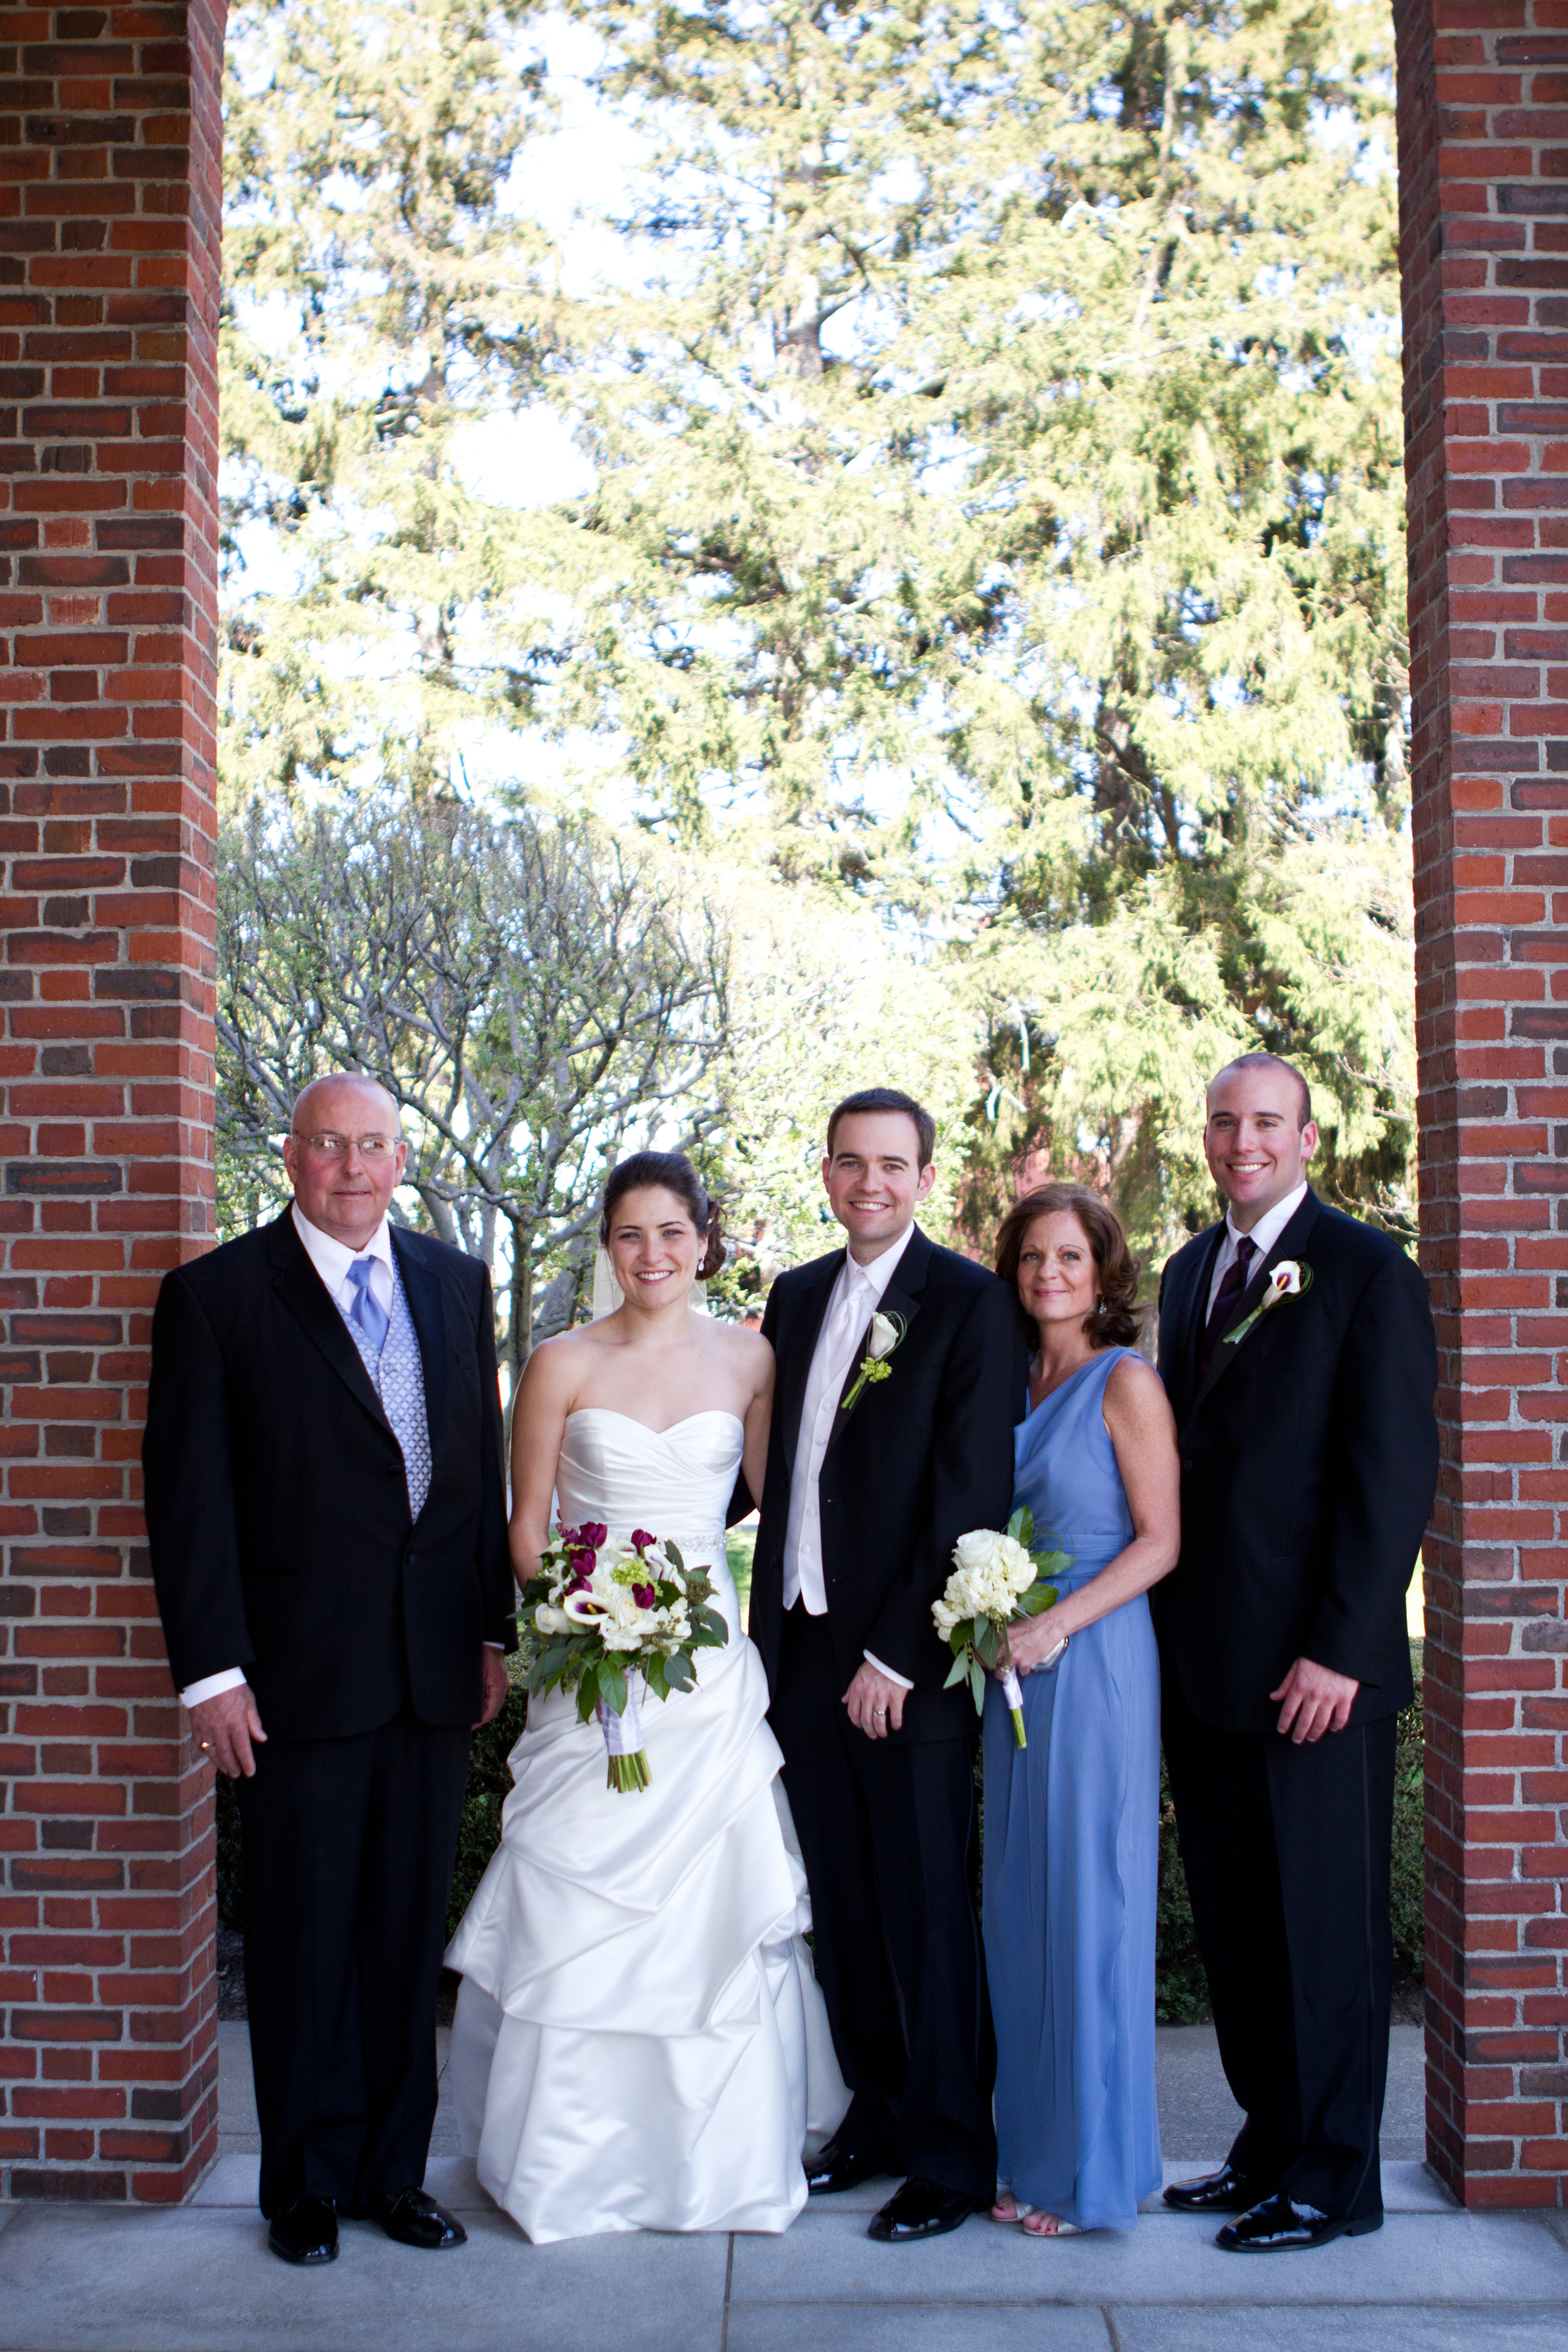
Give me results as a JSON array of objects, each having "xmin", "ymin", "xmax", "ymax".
[{"xmin": 445, "ymin": 1150, "xmax": 848, "ymax": 2242}]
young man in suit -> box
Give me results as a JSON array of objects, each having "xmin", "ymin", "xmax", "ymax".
[
  {"xmin": 744, "ymin": 1089, "xmax": 1028, "ymax": 2243},
  {"xmin": 1155, "ymin": 1053, "xmax": 1438, "ymax": 2252},
  {"xmin": 142, "ymin": 1075, "xmax": 516, "ymax": 2266}
]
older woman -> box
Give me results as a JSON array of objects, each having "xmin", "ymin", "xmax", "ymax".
[{"xmin": 984, "ymin": 1183, "xmax": 1180, "ymax": 2237}]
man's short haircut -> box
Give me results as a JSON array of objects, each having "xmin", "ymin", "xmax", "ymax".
[
  {"xmin": 1208, "ymin": 1052, "xmax": 1313, "ymax": 1131},
  {"xmin": 290, "ymin": 1071, "xmax": 401, "ymax": 1133},
  {"xmin": 826, "ymin": 1088, "xmax": 936, "ymax": 1170}
]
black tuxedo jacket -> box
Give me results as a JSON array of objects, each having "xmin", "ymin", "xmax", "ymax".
[
  {"xmin": 743, "ymin": 1226, "xmax": 1029, "ymax": 1743},
  {"xmin": 142, "ymin": 1210, "xmax": 516, "ymax": 1742},
  {"xmin": 1155, "ymin": 1187, "xmax": 1438, "ymax": 1734}
]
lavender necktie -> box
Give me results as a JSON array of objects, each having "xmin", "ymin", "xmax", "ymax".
[{"xmin": 346, "ymin": 1256, "xmax": 389, "ymax": 1355}]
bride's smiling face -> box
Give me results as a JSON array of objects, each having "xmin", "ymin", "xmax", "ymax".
[{"xmin": 606, "ymin": 1185, "xmax": 702, "ymax": 1310}]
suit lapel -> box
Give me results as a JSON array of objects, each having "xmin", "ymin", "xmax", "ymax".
[
  {"xmin": 1189, "ymin": 1189, "xmax": 1324, "ymax": 1419},
  {"xmin": 825, "ymin": 1230, "xmax": 930, "ymax": 1456},
  {"xmin": 1177, "ymin": 1225, "xmax": 1226, "ymax": 1412},
  {"xmin": 267, "ymin": 1210, "xmax": 393, "ymax": 1436},
  {"xmin": 778, "ymin": 1254, "xmax": 842, "ymax": 1476},
  {"xmin": 391, "ymin": 1226, "xmax": 448, "ymax": 1451}
]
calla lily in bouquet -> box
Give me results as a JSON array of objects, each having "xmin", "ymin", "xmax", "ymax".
[
  {"xmin": 933, "ymin": 1509, "xmax": 1069, "ymax": 1749},
  {"xmin": 519, "ymin": 1522, "xmax": 729, "ymax": 1791}
]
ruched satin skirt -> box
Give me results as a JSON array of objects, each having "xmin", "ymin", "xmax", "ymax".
[{"xmin": 444, "ymin": 1633, "xmax": 849, "ymax": 2243}]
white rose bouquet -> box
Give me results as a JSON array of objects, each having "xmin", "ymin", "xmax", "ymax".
[
  {"xmin": 519, "ymin": 1521, "xmax": 728, "ymax": 1792},
  {"xmin": 933, "ymin": 1508, "xmax": 1069, "ymax": 1749}
]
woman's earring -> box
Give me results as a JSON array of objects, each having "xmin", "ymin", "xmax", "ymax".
[{"xmin": 1096, "ymin": 1295, "xmax": 1105, "ymax": 1315}]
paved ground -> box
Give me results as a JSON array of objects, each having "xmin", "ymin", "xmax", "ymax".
[{"xmin": 3, "ymin": 2023, "xmax": 1565, "ymax": 2352}]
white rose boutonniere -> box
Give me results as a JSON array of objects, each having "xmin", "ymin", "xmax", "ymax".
[
  {"xmin": 840, "ymin": 1306, "xmax": 907, "ymax": 1416},
  {"xmin": 1224, "ymin": 1257, "xmax": 1313, "ymax": 1348}
]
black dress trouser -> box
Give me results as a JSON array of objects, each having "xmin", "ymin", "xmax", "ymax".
[
  {"xmin": 1162, "ymin": 1675, "xmax": 1397, "ymax": 2220},
  {"xmin": 770, "ymin": 1605, "xmax": 997, "ymax": 2201},
  {"xmin": 236, "ymin": 1702, "xmax": 472, "ymax": 2217}
]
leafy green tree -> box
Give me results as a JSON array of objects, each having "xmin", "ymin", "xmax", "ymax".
[
  {"xmin": 546, "ymin": 0, "xmax": 1414, "ymax": 1251},
  {"xmin": 220, "ymin": 0, "xmax": 558, "ymax": 808}
]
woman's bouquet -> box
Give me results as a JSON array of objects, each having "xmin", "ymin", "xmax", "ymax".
[
  {"xmin": 933, "ymin": 1508, "xmax": 1069, "ymax": 1749},
  {"xmin": 519, "ymin": 1522, "xmax": 729, "ymax": 1791}
]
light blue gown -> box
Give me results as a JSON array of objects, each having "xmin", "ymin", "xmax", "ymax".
[{"xmin": 982, "ymin": 1344, "xmax": 1162, "ymax": 2230}]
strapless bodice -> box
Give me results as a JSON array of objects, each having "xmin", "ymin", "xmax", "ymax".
[{"xmin": 555, "ymin": 1406, "xmax": 743, "ymax": 1640}]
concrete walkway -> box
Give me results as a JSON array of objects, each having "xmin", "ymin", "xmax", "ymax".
[{"xmin": 2, "ymin": 2024, "xmax": 1565, "ymax": 2352}]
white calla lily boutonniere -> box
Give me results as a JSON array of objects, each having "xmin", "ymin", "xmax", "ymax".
[
  {"xmin": 840, "ymin": 1306, "xmax": 907, "ymax": 1415},
  {"xmin": 1224, "ymin": 1257, "xmax": 1313, "ymax": 1348}
]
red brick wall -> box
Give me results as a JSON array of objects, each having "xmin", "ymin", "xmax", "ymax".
[
  {"xmin": 0, "ymin": 3, "xmax": 223, "ymax": 2203},
  {"xmin": 1397, "ymin": 0, "xmax": 1568, "ymax": 2210}
]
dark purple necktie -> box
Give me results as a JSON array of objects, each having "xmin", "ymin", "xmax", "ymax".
[{"xmin": 1197, "ymin": 1234, "xmax": 1256, "ymax": 1379}]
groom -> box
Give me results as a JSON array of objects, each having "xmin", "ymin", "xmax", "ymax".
[{"xmin": 743, "ymin": 1088, "xmax": 1027, "ymax": 2242}]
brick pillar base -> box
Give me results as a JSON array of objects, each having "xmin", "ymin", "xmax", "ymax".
[
  {"xmin": 0, "ymin": 3, "xmax": 224, "ymax": 2201},
  {"xmin": 1398, "ymin": 0, "xmax": 1568, "ymax": 2209}
]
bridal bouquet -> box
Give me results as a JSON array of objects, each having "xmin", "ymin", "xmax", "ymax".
[
  {"xmin": 933, "ymin": 1509, "xmax": 1069, "ymax": 1749},
  {"xmin": 519, "ymin": 1522, "xmax": 729, "ymax": 1792}
]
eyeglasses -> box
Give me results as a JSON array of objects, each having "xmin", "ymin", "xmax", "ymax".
[{"xmin": 292, "ymin": 1131, "xmax": 402, "ymax": 1160}]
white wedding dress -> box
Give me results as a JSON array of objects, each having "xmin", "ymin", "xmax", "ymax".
[{"xmin": 444, "ymin": 1407, "xmax": 849, "ymax": 2243}]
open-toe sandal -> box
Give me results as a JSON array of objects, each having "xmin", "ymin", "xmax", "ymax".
[{"xmin": 1020, "ymin": 2210, "xmax": 1084, "ymax": 2238}]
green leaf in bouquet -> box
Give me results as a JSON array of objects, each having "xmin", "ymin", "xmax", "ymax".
[
  {"xmin": 643, "ymin": 1654, "xmax": 670, "ymax": 1702},
  {"xmin": 598, "ymin": 1659, "xmax": 628, "ymax": 1717},
  {"xmin": 664, "ymin": 1653, "xmax": 696, "ymax": 1692},
  {"xmin": 1008, "ymin": 1505, "xmax": 1034, "ymax": 1549},
  {"xmin": 973, "ymin": 1618, "xmax": 1000, "ymax": 1670},
  {"xmin": 576, "ymin": 1665, "xmax": 601, "ymax": 1724},
  {"xmin": 968, "ymin": 1659, "xmax": 986, "ymax": 1714},
  {"xmin": 944, "ymin": 1651, "xmax": 970, "ymax": 1690},
  {"xmin": 1018, "ymin": 1582, "xmax": 1059, "ymax": 1618},
  {"xmin": 665, "ymin": 1540, "xmax": 686, "ymax": 1573},
  {"xmin": 692, "ymin": 1605, "xmax": 729, "ymax": 1646},
  {"xmin": 950, "ymin": 1623, "xmax": 970, "ymax": 1657}
]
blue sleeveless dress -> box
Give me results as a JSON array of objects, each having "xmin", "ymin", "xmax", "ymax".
[{"xmin": 982, "ymin": 1345, "xmax": 1162, "ymax": 2230}]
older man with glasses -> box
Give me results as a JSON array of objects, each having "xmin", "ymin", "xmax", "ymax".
[{"xmin": 142, "ymin": 1073, "xmax": 515, "ymax": 2267}]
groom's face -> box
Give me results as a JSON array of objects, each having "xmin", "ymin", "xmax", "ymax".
[{"xmin": 822, "ymin": 1111, "xmax": 935, "ymax": 1258}]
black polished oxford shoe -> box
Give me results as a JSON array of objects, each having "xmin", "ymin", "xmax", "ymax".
[
  {"xmin": 367, "ymin": 2185, "xmax": 468, "ymax": 2250},
  {"xmin": 268, "ymin": 2195, "xmax": 339, "ymax": 2266},
  {"xmin": 866, "ymin": 2176, "xmax": 982, "ymax": 2243},
  {"xmin": 806, "ymin": 2137, "xmax": 897, "ymax": 2196},
  {"xmin": 1162, "ymin": 2162, "xmax": 1274, "ymax": 2216},
  {"xmin": 1216, "ymin": 2191, "xmax": 1384, "ymax": 2253}
]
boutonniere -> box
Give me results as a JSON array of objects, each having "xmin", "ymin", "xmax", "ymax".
[
  {"xmin": 1224, "ymin": 1258, "xmax": 1313, "ymax": 1347},
  {"xmin": 840, "ymin": 1308, "xmax": 907, "ymax": 1414}
]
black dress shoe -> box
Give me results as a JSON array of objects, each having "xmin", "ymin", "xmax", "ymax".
[
  {"xmin": 268, "ymin": 2195, "xmax": 339, "ymax": 2266},
  {"xmin": 806, "ymin": 2137, "xmax": 897, "ymax": 2196},
  {"xmin": 1162, "ymin": 2161, "xmax": 1273, "ymax": 2215},
  {"xmin": 866, "ymin": 2176, "xmax": 981, "ymax": 2242},
  {"xmin": 1216, "ymin": 2190, "xmax": 1384, "ymax": 2253},
  {"xmin": 368, "ymin": 2185, "xmax": 468, "ymax": 2250}
]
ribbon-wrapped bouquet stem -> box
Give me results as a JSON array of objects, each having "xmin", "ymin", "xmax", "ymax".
[
  {"xmin": 933, "ymin": 1509, "xmax": 1069, "ymax": 1748},
  {"xmin": 519, "ymin": 1522, "xmax": 729, "ymax": 1791}
]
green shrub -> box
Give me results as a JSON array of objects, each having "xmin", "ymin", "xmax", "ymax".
[
  {"xmin": 1391, "ymin": 1678, "xmax": 1425, "ymax": 1981},
  {"xmin": 1156, "ymin": 1755, "xmax": 1209, "ymax": 2023},
  {"xmin": 445, "ymin": 1683, "xmax": 529, "ymax": 1940}
]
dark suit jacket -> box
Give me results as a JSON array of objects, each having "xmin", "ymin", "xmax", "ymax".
[
  {"xmin": 1155, "ymin": 1187, "xmax": 1438, "ymax": 1734},
  {"xmin": 142, "ymin": 1210, "xmax": 516, "ymax": 1742},
  {"xmin": 743, "ymin": 1226, "xmax": 1029, "ymax": 1743}
]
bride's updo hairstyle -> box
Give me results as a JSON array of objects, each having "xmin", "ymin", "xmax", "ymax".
[
  {"xmin": 994, "ymin": 1181, "xmax": 1143, "ymax": 1350},
  {"xmin": 600, "ymin": 1151, "xmax": 726, "ymax": 1281}
]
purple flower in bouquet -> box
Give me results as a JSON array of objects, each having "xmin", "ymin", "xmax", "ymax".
[
  {"xmin": 632, "ymin": 1582, "xmax": 655, "ymax": 1608},
  {"xmin": 630, "ymin": 1528, "xmax": 655, "ymax": 1552}
]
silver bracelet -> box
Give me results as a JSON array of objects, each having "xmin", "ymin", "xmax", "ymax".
[{"xmin": 1030, "ymin": 1633, "xmax": 1070, "ymax": 1675}]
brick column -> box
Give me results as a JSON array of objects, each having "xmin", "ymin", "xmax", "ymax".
[
  {"xmin": 1398, "ymin": 0, "xmax": 1568, "ymax": 2209},
  {"xmin": 0, "ymin": 4, "xmax": 223, "ymax": 2201}
]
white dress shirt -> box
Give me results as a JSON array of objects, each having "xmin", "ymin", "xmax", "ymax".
[
  {"xmin": 1205, "ymin": 1181, "xmax": 1309, "ymax": 1319},
  {"xmin": 179, "ymin": 1207, "xmax": 499, "ymax": 1713},
  {"xmin": 783, "ymin": 1220, "xmax": 918, "ymax": 1690}
]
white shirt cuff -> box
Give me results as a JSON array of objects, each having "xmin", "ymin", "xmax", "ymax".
[
  {"xmin": 863, "ymin": 1650, "xmax": 914, "ymax": 1692},
  {"xmin": 484, "ymin": 1641, "xmax": 504, "ymax": 1651},
  {"xmin": 181, "ymin": 1668, "xmax": 248, "ymax": 1708}
]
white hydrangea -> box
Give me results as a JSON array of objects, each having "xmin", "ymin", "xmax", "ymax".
[{"xmin": 932, "ymin": 1529, "xmax": 1039, "ymax": 1633}]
